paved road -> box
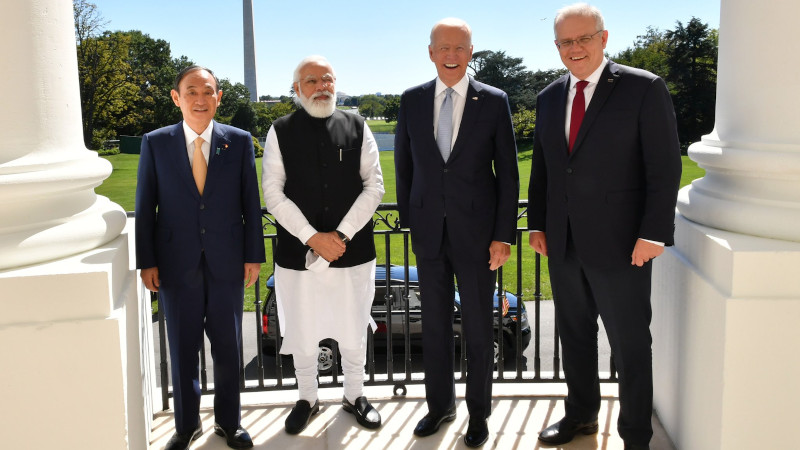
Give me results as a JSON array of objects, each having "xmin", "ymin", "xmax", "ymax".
[{"xmin": 152, "ymin": 300, "xmax": 612, "ymax": 389}]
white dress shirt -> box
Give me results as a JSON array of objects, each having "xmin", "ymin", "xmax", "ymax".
[
  {"xmin": 564, "ymin": 58, "xmax": 608, "ymax": 141},
  {"xmin": 182, "ymin": 121, "xmax": 213, "ymax": 166},
  {"xmin": 433, "ymin": 74, "xmax": 470, "ymax": 149}
]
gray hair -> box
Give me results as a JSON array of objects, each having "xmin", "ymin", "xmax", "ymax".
[
  {"xmin": 429, "ymin": 18, "xmax": 473, "ymax": 46},
  {"xmin": 292, "ymin": 55, "xmax": 336, "ymax": 83},
  {"xmin": 553, "ymin": 3, "xmax": 605, "ymax": 38}
]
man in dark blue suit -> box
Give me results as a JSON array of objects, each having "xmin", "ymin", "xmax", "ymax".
[
  {"xmin": 528, "ymin": 4, "xmax": 681, "ymax": 449},
  {"xmin": 395, "ymin": 18, "xmax": 519, "ymax": 448},
  {"xmin": 135, "ymin": 65, "xmax": 265, "ymax": 450}
]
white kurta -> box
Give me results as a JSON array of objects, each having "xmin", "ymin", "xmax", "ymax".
[{"xmin": 262, "ymin": 119, "xmax": 384, "ymax": 355}]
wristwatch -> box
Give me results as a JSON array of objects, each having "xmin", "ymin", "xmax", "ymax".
[{"xmin": 336, "ymin": 230, "xmax": 350, "ymax": 243}]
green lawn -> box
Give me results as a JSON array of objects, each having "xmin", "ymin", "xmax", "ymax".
[
  {"xmin": 98, "ymin": 148, "xmax": 704, "ymax": 309},
  {"xmin": 367, "ymin": 120, "xmax": 396, "ymax": 133}
]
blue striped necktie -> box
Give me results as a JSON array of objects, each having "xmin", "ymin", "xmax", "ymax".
[{"xmin": 437, "ymin": 87, "xmax": 454, "ymax": 162}]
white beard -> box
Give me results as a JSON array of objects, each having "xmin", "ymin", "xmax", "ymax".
[{"xmin": 298, "ymin": 90, "xmax": 336, "ymax": 118}]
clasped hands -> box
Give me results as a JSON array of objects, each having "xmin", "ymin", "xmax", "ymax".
[{"xmin": 307, "ymin": 231, "xmax": 347, "ymax": 262}]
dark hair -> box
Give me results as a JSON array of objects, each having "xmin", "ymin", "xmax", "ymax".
[{"xmin": 173, "ymin": 65, "xmax": 220, "ymax": 92}]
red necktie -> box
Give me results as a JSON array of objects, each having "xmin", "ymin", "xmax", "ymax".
[{"xmin": 568, "ymin": 80, "xmax": 589, "ymax": 153}]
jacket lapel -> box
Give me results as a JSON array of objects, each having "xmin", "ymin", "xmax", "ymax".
[
  {"xmin": 420, "ymin": 80, "xmax": 437, "ymax": 151},
  {"xmin": 204, "ymin": 121, "xmax": 228, "ymax": 198},
  {"xmin": 571, "ymin": 61, "xmax": 620, "ymax": 155},
  {"xmin": 168, "ymin": 123, "xmax": 200, "ymax": 198},
  {"xmin": 449, "ymin": 78, "xmax": 483, "ymax": 162},
  {"xmin": 553, "ymin": 75, "xmax": 570, "ymax": 156}
]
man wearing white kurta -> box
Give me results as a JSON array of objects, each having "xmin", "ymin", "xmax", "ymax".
[{"xmin": 262, "ymin": 55, "xmax": 384, "ymax": 434}]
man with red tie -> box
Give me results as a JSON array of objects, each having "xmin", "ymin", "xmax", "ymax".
[
  {"xmin": 528, "ymin": 4, "xmax": 681, "ymax": 449},
  {"xmin": 136, "ymin": 65, "xmax": 265, "ymax": 450}
]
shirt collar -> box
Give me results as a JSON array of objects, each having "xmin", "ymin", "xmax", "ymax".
[
  {"xmin": 435, "ymin": 73, "xmax": 470, "ymax": 99},
  {"xmin": 569, "ymin": 57, "xmax": 608, "ymax": 89},
  {"xmin": 182, "ymin": 121, "xmax": 214, "ymax": 147}
]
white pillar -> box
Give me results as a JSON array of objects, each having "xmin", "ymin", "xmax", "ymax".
[
  {"xmin": 243, "ymin": 0, "xmax": 258, "ymax": 102},
  {"xmin": 0, "ymin": 2, "xmax": 150, "ymax": 449},
  {"xmin": 654, "ymin": 0, "xmax": 800, "ymax": 448},
  {"xmin": 676, "ymin": 0, "xmax": 800, "ymax": 242},
  {"xmin": 0, "ymin": 0, "xmax": 126, "ymax": 270}
]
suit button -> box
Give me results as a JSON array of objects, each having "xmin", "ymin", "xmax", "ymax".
[
  {"xmin": 324, "ymin": 206, "xmax": 329, "ymax": 212},
  {"xmin": 200, "ymin": 203, "xmax": 205, "ymax": 210},
  {"xmin": 323, "ymin": 183, "xmax": 328, "ymax": 189},
  {"xmin": 322, "ymin": 162, "xmax": 328, "ymax": 168},
  {"xmin": 443, "ymin": 169, "xmax": 448, "ymax": 173},
  {"xmin": 566, "ymin": 168, "xmax": 573, "ymax": 174},
  {"xmin": 200, "ymin": 228, "xmax": 206, "ymax": 234}
]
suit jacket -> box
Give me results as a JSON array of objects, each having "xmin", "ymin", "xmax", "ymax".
[
  {"xmin": 135, "ymin": 121, "xmax": 265, "ymax": 282},
  {"xmin": 395, "ymin": 77, "xmax": 519, "ymax": 261},
  {"xmin": 528, "ymin": 61, "xmax": 682, "ymax": 267}
]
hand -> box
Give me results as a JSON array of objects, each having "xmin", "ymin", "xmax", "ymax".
[
  {"xmin": 488, "ymin": 241, "xmax": 511, "ymax": 271},
  {"xmin": 243, "ymin": 263, "xmax": 261, "ymax": 288},
  {"xmin": 140, "ymin": 267, "xmax": 160, "ymax": 292},
  {"xmin": 631, "ymin": 239, "xmax": 664, "ymax": 267},
  {"xmin": 529, "ymin": 231, "xmax": 548, "ymax": 256},
  {"xmin": 306, "ymin": 231, "xmax": 347, "ymax": 262}
]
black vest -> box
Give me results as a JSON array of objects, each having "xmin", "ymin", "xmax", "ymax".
[{"xmin": 272, "ymin": 108, "xmax": 375, "ymax": 270}]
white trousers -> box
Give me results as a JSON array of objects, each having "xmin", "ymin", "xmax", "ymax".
[{"xmin": 293, "ymin": 343, "xmax": 367, "ymax": 404}]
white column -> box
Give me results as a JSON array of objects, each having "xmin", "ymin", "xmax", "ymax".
[
  {"xmin": 0, "ymin": 2, "xmax": 150, "ymax": 448},
  {"xmin": 677, "ymin": 0, "xmax": 800, "ymax": 242},
  {"xmin": 243, "ymin": 0, "xmax": 258, "ymax": 102},
  {"xmin": 654, "ymin": 1, "xmax": 800, "ymax": 449},
  {"xmin": 0, "ymin": 0, "xmax": 126, "ymax": 270}
]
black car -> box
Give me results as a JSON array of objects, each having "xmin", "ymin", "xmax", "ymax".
[{"xmin": 260, "ymin": 265, "xmax": 531, "ymax": 373}]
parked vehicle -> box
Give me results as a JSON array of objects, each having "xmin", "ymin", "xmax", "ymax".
[{"xmin": 260, "ymin": 265, "xmax": 531, "ymax": 373}]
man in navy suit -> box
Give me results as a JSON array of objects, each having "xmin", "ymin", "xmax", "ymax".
[
  {"xmin": 135, "ymin": 65, "xmax": 265, "ymax": 450},
  {"xmin": 395, "ymin": 18, "xmax": 519, "ymax": 448},
  {"xmin": 528, "ymin": 4, "xmax": 681, "ymax": 449}
]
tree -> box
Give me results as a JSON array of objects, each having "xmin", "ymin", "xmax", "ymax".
[
  {"xmin": 358, "ymin": 94, "xmax": 385, "ymax": 119},
  {"xmin": 470, "ymin": 50, "xmax": 536, "ymax": 112},
  {"xmin": 231, "ymin": 102, "xmax": 257, "ymax": 135},
  {"xmin": 254, "ymin": 101, "xmax": 296, "ymax": 136},
  {"xmin": 665, "ymin": 18, "xmax": 717, "ymax": 148},
  {"xmin": 74, "ymin": 1, "xmax": 139, "ymax": 148},
  {"xmin": 216, "ymin": 79, "xmax": 251, "ymax": 120},
  {"xmin": 383, "ymin": 97, "xmax": 401, "ymax": 123},
  {"xmin": 610, "ymin": 27, "xmax": 669, "ymax": 78},
  {"xmin": 512, "ymin": 108, "xmax": 536, "ymax": 140}
]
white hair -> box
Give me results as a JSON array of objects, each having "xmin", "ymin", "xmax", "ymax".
[
  {"xmin": 553, "ymin": 3, "xmax": 605, "ymax": 38},
  {"xmin": 429, "ymin": 18, "xmax": 472, "ymax": 46},
  {"xmin": 292, "ymin": 55, "xmax": 336, "ymax": 83}
]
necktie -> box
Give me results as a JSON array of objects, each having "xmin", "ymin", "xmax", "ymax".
[
  {"xmin": 437, "ymin": 87, "xmax": 454, "ymax": 162},
  {"xmin": 568, "ymin": 80, "xmax": 589, "ymax": 153},
  {"xmin": 192, "ymin": 136, "xmax": 207, "ymax": 195}
]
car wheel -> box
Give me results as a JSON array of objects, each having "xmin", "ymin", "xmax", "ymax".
[
  {"xmin": 493, "ymin": 339, "xmax": 500, "ymax": 364},
  {"xmin": 317, "ymin": 343, "xmax": 334, "ymax": 374}
]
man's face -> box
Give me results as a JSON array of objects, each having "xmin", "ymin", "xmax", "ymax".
[
  {"xmin": 429, "ymin": 25, "xmax": 473, "ymax": 87},
  {"xmin": 171, "ymin": 69, "xmax": 222, "ymax": 133},
  {"xmin": 294, "ymin": 61, "xmax": 336, "ymax": 118},
  {"xmin": 555, "ymin": 15, "xmax": 608, "ymax": 80}
]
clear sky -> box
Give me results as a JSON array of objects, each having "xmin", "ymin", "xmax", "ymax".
[{"xmin": 89, "ymin": 0, "xmax": 720, "ymax": 97}]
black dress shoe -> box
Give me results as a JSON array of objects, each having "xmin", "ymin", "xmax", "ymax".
[
  {"xmin": 464, "ymin": 417, "xmax": 489, "ymax": 447},
  {"xmin": 538, "ymin": 417, "xmax": 599, "ymax": 445},
  {"xmin": 413, "ymin": 406, "xmax": 457, "ymax": 437},
  {"xmin": 165, "ymin": 424, "xmax": 202, "ymax": 450},
  {"xmin": 285, "ymin": 399, "xmax": 320, "ymax": 434},
  {"xmin": 624, "ymin": 443, "xmax": 650, "ymax": 450},
  {"xmin": 213, "ymin": 424, "xmax": 253, "ymax": 449},
  {"xmin": 342, "ymin": 396, "xmax": 382, "ymax": 429}
]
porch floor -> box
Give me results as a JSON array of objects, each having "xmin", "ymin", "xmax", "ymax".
[{"xmin": 148, "ymin": 382, "xmax": 675, "ymax": 449}]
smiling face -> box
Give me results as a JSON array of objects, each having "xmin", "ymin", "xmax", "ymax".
[
  {"xmin": 429, "ymin": 22, "xmax": 473, "ymax": 87},
  {"xmin": 171, "ymin": 68, "xmax": 222, "ymax": 134},
  {"xmin": 293, "ymin": 59, "xmax": 337, "ymax": 118},
  {"xmin": 555, "ymin": 14, "xmax": 608, "ymax": 80}
]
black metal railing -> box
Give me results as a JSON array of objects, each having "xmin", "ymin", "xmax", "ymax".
[{"xmin": 152, "ymin": 201, "xmax": 617, "ymax": 410}]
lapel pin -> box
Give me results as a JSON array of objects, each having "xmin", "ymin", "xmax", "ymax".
[
  {"xmin": 472, "ymin": 96, "xmax": 478, "ymax": 100},
  {"xmin": 608, "ymin": 78, "xmax": 614, "ymax": 82}
]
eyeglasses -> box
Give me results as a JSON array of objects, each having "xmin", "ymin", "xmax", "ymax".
[
  {"xmin": 301, "ymin": 74, "xmax": 335, "ymax": 88},
  {"xmin": 555, "ymin": 30, "xmax": 604, "ymax": 49}
]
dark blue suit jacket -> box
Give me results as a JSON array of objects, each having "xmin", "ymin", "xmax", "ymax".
[
  {"xmin": 528, "ymin": 61, "xmax": 682, "ymax": 267},
  {"xmin": 395, "ymin": 77, "xmax": 519, "ymax": 260},
  {"xmin": 135, "ymin": 121, "xmax": 265, "ymax": 282}
]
